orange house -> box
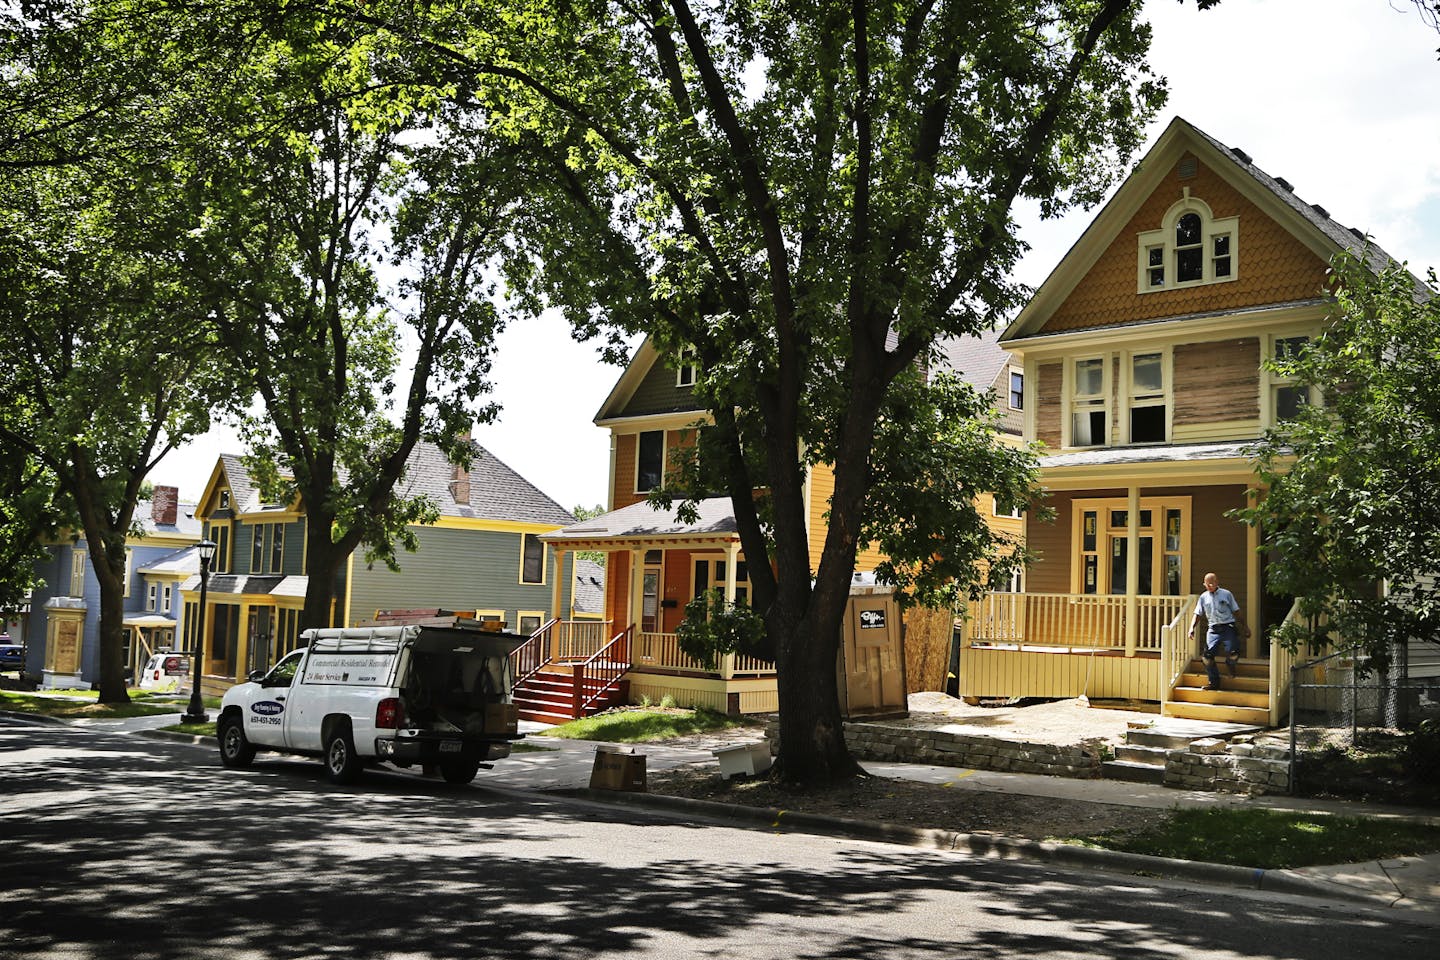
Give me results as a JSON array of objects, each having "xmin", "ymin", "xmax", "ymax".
[{"xmin": 531, "ymin": 330, "xmax": 1024, "ymax": 718}]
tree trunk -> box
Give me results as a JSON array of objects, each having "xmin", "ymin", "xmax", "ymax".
[
  {"xmin": 773, "ymin": 604, "xmax": 862, "ymax": 784},
  {"xmin": 300, "ymin": 520, "xmax": 345, "ymax": 632},
  {"xmin": 89, "ymin": 536, "xmax": 130, "ymax": 704}
]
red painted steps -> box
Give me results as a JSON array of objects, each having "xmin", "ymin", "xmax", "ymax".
[{"xmin": 512, "ymin": 664, "xmax": 629, "ymax": 724}]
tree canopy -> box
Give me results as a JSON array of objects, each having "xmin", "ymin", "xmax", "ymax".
[{"xmin": 1241, "ymin": 254, "xmax": 1440, "ymax": 666}]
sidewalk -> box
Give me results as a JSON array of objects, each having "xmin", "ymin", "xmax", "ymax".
[{"xmin": 24, "ymin": 709, "xmax": 1440, "ymax": 914}]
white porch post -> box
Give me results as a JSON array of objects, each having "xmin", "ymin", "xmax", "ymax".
[
  {"xmin": 1125, "ymin": 486, "xmax": 1140, "ymax": 657},
  {"xmin": 721, "ymin": 540, "xmax": 741, "ymax": 680},
  {"xmin": 1246, "ymin": 484, "xmax": 1262, "ymax": 660}
]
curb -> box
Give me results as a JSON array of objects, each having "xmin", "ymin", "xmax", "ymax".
[
  {"xmin": 140, "ymin": 729, "xmax": 215, "ymax": 747},
  {"xmin": 0, "ymin": 709, "xmax": 68, "ymax": 725},
  {"xmin": 570, "ymin": 788, "xmax": 1355, "ymax": 905}
]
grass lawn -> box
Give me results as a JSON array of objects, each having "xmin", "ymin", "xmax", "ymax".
[
  {"xmin": 0, "ymin": 690, "xmax": 221, "ymax": 719},
  {"xmin": 1076, "ymin": 807, "xmax": 1440, "ymax": 869},
  {"xmin": 160, "ymin": 721, "xmax": 217, "ymax": 737},
  {"xmin": 537, "ymin": 707, "xmax": 759, "ymax": 743}
]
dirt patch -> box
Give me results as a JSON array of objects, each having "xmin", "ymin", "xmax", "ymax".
[
  {"xmin": 892, "ymin": 692, "xmax": 1159, "ymax": 747},
  {"xmin": 646, "ymin": 766, "xmax": 1171, "ymax": 842}
]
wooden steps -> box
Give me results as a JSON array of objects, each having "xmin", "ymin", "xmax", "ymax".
[
  {"xmin": 1162, "ymin": 659, "xmax": 1272, "ymax": 724},
  {"xmin": 512, "ymin": 664, "xmax": 628, "ymax": 725}
]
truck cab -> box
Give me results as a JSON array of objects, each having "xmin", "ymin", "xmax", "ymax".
[{"xmin": 217, "ymin": 620, "xmax": 525, "ymax": 785}]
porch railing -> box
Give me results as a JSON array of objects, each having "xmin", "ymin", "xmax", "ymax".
[
  {"xmin": 550, "ymin": 619, "xmax": 613, "ymax": 661},
  {"xmin": 573, "ymin": 626, "xmax": 633, "ymax": 717},
  {"xmin": 965, "ymin": 592, "xmax": 1191, "ymax": 653},
  {"xmin": 631, "ymin": 631, "xmax": 777, "ymax": 677},
  {"xmin": 1270, "ymin": 598, "xmax": 1305, "ymax": 726},
  {"xmin": 1159, "ymin": 595, "xmax": 1200, "ymax": 711}
]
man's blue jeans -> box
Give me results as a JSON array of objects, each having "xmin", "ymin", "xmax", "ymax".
[{"xmin": 1203, "ymin": 623, "xmax": 1239, "ymax": 686}]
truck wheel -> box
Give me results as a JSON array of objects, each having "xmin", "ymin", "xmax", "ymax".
[
  {"xmin": 439, "ymin": 759, "xmax": 480, "ymax": 785},
  {"xmin": 218, "ymin": 714, "xmax": 255, "ymax": 769},
  {"xmin": 324, "ymin": 729, "xmax": 363, "ymax": 785}
]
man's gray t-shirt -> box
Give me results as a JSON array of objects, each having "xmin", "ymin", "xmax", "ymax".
[{"xmin": 1194, "ymin": 588, "xmax": 1239, "ymax": 626}]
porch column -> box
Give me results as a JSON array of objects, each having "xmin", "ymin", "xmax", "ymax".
[
  {"xmin": 1246, "ymin": 484, "xmax": 1262, "ymax": 659},
  {"xmin": 629, "ymin": 548, "xmax": 645, "ymax": 634},
  {"xmin": 721, "ymin": 540, "xmax": 741, "ymax": 681},
  {"xmin": 549, "ymin": 544, "xmax": 566, "ymax": 623},
  {"xmin": 1125, "ymin": 486, "xmax": 1140, "ymax": 657}
]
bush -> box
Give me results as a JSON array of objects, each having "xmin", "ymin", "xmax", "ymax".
[{"xmin": 1406, "ymin": 719, "xmax": 1440, "ymax": 784}]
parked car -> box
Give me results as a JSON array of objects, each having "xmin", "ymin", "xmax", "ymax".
[
  {"xmin": 0, "ymin": 640, "xmax": 23, "ymax": 673},
  {"xmin": 138, "ymin": 653, "xmax": 190, "ymax": 691}
]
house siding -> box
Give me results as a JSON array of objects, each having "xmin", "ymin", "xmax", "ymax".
[
  {"xmin": 617, "ymin": 357, "xmax": 697, "ymax": 417},
  {"xmin": 1038, "ymin": 155, "xmax": 1331, "ymax": 335},
  {"xmin": 346, "ymin": 525, "xmax": 567, "ymax": 627},
  {"xmin": 1035, "ymin": 362, "xmax": 1063, "ymax": 449},
  {"xmin": 1173, "ymin": 338, "xmax": 1261, "ymax": 427}
]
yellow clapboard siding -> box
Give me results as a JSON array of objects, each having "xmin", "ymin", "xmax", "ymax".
[
  {"xmin": 1172, "ymin": 419, "xmax": 1262, "ymax": 442},
  {"xmin": 959, "ymin": 648, "xmax": 1159, "ymax": 700}
]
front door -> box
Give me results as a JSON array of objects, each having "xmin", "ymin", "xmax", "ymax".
[
  {"xmin": 247, "ymin": 607, "xmax": 273, "ymax": 675},
  {"xmin": 1076, "ymin": 499, "xmax": 1189, "ymax": 596}
]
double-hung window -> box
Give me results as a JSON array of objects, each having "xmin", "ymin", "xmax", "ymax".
[
  {"xmin": 1128, "ymin": 351, "xmax": 1168, "ymax": 444},
  {"xmin": 1270, "ymin": 335, "xmax": 1313, "ymax": 423},
  {"xmin": 520, "ymin": 533, "xmax": 545, "ymax": 585},
  {"xmin": 636, "ymin": 430, "xmax": 664, "ymax": 493},
  {"xmin": 1070, "ymin": 357, "xmax": 1107, "ymax": 447}
]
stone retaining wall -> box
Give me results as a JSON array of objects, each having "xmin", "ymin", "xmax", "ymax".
[
  {"xmin": 766, "ymin": 720, "xmax": 1104, "ymax": 779},
  {"xmin": 1164, "ymin": 734, "xmax": 1291, "ymax": 795}
]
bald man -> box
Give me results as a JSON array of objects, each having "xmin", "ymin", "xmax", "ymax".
[{"xmin": 1190, "ymin": 572, "xmax": 1246, "ymax": 690}]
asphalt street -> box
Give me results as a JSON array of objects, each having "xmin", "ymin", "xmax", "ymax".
[{"xmin": 2, "ymin": 718, "xmax": 1436, "ymax": 959}]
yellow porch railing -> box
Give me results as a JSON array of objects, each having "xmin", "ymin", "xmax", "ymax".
[
  {"xmin": 965, "ymin": 592, "xmax": 1192, "ymax": 654},
  {"xmin": 1159, "ymin": 595, "xmax": 1200, "ymax": 712},
  {"xmin": 1269, "ymin": 598, "xmax": 1305, "ymax": 726},
  {"xmin": 632, "ymin": 631, "xmax": 777, "ymax": 678}
]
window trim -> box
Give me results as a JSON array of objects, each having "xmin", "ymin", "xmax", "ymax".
[
  {"xmin": 1123, "ymin": 347, "xmax": 1173, "ymax": 445},
  {"xmin": 474, "ymin": 609, "xmax": 506, "ymax": 627},
  {"xmin": 992, "ymin": 496, "xmax": 1023, "ymax": 520},
  {"xmin": 1136, "ymin": 194, "xmax": 1239, "ymax": 294},
  {"xmin": 1262, "ymin": 331, "xmax": 1319, "ymax": 427},
  {"xmin": 675, "ymin": 346, "xmax": 697, "ymax": 388},
  {"xmin": 1063, "ymin": 354, "xmax": 1111, "ymax": 449},
  {"xmin": 634, "ymin": 429, "xmax": 666, "ymax": 494},
  {"xmin": 519, "ymin": 532, "xmax": 546, "ymax": 586},
  {"xmin": 1007, "ymin": 366, "xmax": 1024, "ymax": 411},
  {"xmin": 70, "ymin": 549, "xmax": 87, "ymax": 597},
  {"xmin": 146, "ymin": 582, "xmax": 159, "ymax": 611},
  {"xmin": 516, "ymin": 611, "xmax": 546, "ymax": 637},
  {"xmin": 1069, "ymin": 496, "xmax": 1191, "ymax": 597}
]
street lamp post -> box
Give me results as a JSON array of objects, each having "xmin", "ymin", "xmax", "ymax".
[{"xmin": 182, "ymin": 539, "xmax": 217, "ymax": 725}]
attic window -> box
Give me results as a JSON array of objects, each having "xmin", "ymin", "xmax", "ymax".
[
  {"xmin": 1178, "ymin": 156, "xmax": 1197, "ymax": 179},
  {"xmin": 1136, "ymin": 194, "xmax": 1239, "ymax": 293},
  {"xmin": 675, "ymin": 346, "xmax": 697, "ymax": 388},
  {"xmin": 219, "ymin": 490, "xmax": 230, "ymax": 510}
]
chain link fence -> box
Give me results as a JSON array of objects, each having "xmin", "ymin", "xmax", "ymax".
[{"xmin": 1287, "ymin": 646, "xmax": 1440, "ymax": 793}]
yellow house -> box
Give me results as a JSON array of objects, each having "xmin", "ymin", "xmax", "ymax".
[
  {"xmin": 962, "ymin": 116, "xmax": 1410, "ymax": 726},
  {"xmin": 532, "ymin": 330, "xmax": 1024, "ymax": 719}
]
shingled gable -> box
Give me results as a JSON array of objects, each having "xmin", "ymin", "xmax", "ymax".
[
  {"xmin": 593, "ymin": 336, "xmax": 705, "ymax": 425},
  {"xmin": 1002, "ymin": 116, "xmax": 1406, "ymax": 344}
]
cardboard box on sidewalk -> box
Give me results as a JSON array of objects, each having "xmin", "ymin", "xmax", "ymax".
[{"xmin": 590, "ymin": 745, "xmax": 647, "ymax": 792}]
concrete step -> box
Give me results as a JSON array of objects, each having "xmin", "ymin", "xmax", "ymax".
[
  {"xmin": 1126, "ymin": 729, "xmax": 1199, "ymax": 750},
  {"xmin": 1114, "ymin": 743, "xmax": 1168, "ymax": 766},
  {"xmin": 1170, "ymin": 685, "xmax": 1269, "ymax": 709},
  {"xmin": 1162, "ymin": 700, "xmax": 1272, "ymax": 725},
  {"xmin": 1101, "ymin": 759, "xmax": 1166, "ymax": 784}
]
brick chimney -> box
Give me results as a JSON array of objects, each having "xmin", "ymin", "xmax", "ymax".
[
  {"xmin": 449, "ymin": 428, "xmax": 472, "ymax": 506},
  {"xmin": 151, "ymin": 485, "xmax": 178, "ymax": 526}
]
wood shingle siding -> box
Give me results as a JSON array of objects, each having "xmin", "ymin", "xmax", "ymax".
[
  {"xmin": 613, "ymin": 433, "xmax": 639, "ymax": 509},
  {"xmin": 1039, "ymin": 157, "xmax": 1329, "ymax": 335},
  {"xmin": 1173, "ymin": 338, "xmax": 1260, "ymax": 427},
  {"xmin": 618, "ymin": 356, "xmax": 696, "ymax": 417},
  {"xmin": 1035, "ymin": 362, "xmax": 1062, "ymax": 449}
]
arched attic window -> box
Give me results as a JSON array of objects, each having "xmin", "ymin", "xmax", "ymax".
[{"xmin": 1137, "ymin": 193, "xmax": 1238, "ymax": 293}]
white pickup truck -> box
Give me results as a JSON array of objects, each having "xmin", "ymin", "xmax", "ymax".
[{"xmin": 217, "ymin": 621, "xmax": 525, "ymax": 785}]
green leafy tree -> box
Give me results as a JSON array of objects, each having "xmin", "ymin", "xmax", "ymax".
[
  {"xmin": 186, "ymin": 13, "xmax": 519, "ymax": 630},
  {"xmin": 394, "ymin": 0, "xmax": 1187, "ymax": 784},
  {"xmin": 1239, "ymin": 253, "xmax": 1440, "ymax": 666},
  {"xmin": 0, "ymin": 450, "xmax": 69, "ymax": 613}
]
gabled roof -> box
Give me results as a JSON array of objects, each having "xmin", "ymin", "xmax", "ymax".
[
  {"xmin": 398, "ymin": 440, "xmax": 575, "ymax": 526},
  {"xmin": 137, "ymin": 545, "xmax": 201, "ymax": 576},
  {"xmin": 134, "ymin": 499, "xmax": 202, "ymax": 539},
  {"xmin": 541, "ymin": 496, "xmax": 738, "ymax": 550},
  {"xmin": 572, "ymin": 557, "xmax": 605, "ymax": 616},
  {"xmin": 1003, "ymin": 116, "xmax": 1411, "ymax": 343},
  {"xmin": 934, "ymin": 327, "xmax": 1014, "ymax": 393},
  {"xmin": 202, "ymin": 440, "xmax": 574, "ymax": 528}
]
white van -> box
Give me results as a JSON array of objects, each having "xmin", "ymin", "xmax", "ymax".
[
  {"xmin": 217, "ymin": 621, "xmax": 525, "ymax": 785},
  {"xmin": 138, "ymin": 653, "xmax": 190, "ymax": 692}
]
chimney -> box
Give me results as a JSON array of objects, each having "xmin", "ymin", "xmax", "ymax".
[
  {"xmin": 151, "ymin": 485, "xmax": 178, "ymax": 526},
  {"xmin": 449, "ymin": 427, "xmax": 473, "ymax": 506}
]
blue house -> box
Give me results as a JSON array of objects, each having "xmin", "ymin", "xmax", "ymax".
[{"xmin": 26, "ymin": 486, "xmax": 201, "ymax": 688}]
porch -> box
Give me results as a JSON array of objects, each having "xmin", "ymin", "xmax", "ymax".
[{"xmin": 962, "ymin": 592, "xmax": 1301, "ymax": 727}]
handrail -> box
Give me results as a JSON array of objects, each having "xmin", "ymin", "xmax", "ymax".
[
  {"xmin": 1269, "ymin": 598, "xmax": 1306, "ymax": 726},
  {"xmin": 965, "ymin": 592, "xmax": 1189, "ymax": 652},
  {"xmin": 1159, "ymin": 595, "xmax": 1198, "ymax": 711},
  {"xmin": 511, "ymin": 618, "xmax": 558, "ymax": 688},
  {"xmin": 573, "ymin": 625, "xmax": 634, "ymax": 717}
]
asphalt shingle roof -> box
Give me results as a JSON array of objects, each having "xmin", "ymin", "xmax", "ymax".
[{"xmin": 543, "ymin": 496, "xmax": 737, "ymax": 542}]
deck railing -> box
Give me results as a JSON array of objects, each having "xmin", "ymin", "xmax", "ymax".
[
  {"xmin": 1270, "ymin": 598, "xmax": 1305, "ymax": 726},
  {"xmin": 549, "ymin": 619, "xmax": 613, "ymax": 661},
  {"xmin": 1159, "ymin": 595, "xmax": 1200, "ymax": 711},
  {"xmin": 965, "ymin": 592, "xmax": 1191, "ymax": 654},
  {"xmin": 511, "ymin": 618, "xmax": 558, "ymax": 687},
  {"xmin": 631, "ymin": 630, "xmax": 777, "ymax": 678}
]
